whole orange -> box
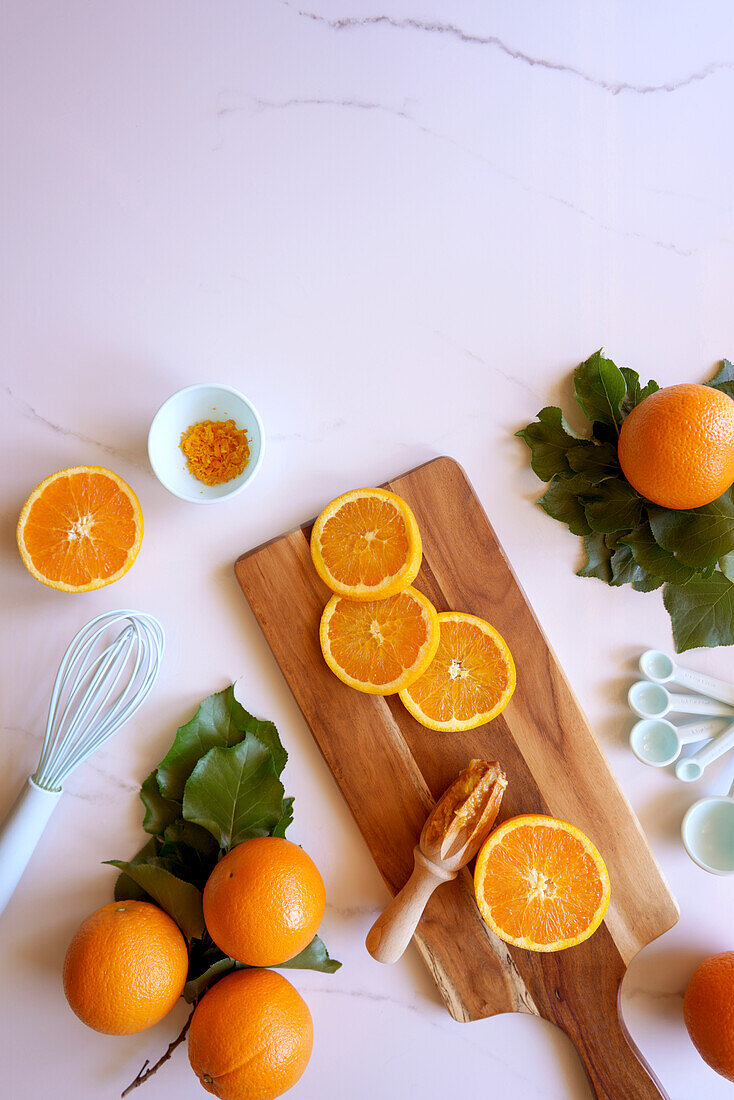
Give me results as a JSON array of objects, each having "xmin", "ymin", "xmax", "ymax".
[
  {"xmin": 203, "ymin": 837, "xmax": 325, "ymax": 966},
  {"xmin": 618, "ymin": 383, "xmax": 734, "ymax": 509},
  {"xmin": 63, "ymin": 900, "xmax": 188, "ymax": 1035},
  {"xmin": 684, "ymin": 951, "xmax": 734, "ymax": 1081},
  {"xmin": 188, "ymin": 968, "xmax": 313, "ymax": 1100}
]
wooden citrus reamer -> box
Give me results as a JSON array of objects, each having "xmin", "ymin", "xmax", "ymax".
[{"xmin": 235, "ymin": 457, "xmax": 680, "ymax": 1100}]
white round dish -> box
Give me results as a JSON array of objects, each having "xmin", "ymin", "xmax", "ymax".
[{"xmin": 148, "ymin": 383, "xmax": 264, "ymax": 503}]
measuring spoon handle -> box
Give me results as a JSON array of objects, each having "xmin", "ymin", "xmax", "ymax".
[
  {"xmin": 677, "ymin": 717, "xmax": 730, "ymax": 745},
  {"xmin": 681, "ymin": 723, "xmax": 734, "ymax": 772},
  {"xmin": 667, "ymin": 693, "xmax": 734, "ymax": 716},
  {"xmin": 672, "ymin": 667, "xmax": 734, "ymax": 706}
]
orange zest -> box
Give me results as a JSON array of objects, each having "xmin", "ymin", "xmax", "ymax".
[
  {"xmin": 16, "ymin": 466, "xmax": 143, "ymax": 592},
  {"xmin": 319, "ymin": 586, "xmax": 439, "ymax": 694},
  {"xmin": 399, "ymin": 612, "xmax": 515, "ymax": 731},
  {"xmin": 180, "ymin": 419, "xmax": 250, "ymax": 486},
  {"xmin": 474, "ymin": 815, "xmax": 611, "ymax": 952},
  {"xmin": 310, "ymin": 487, "xmax": 422, "ymax": 601}
]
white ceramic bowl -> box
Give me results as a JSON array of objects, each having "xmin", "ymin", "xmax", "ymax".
[{"xmin": 148, "ymin": 383, "xmax": 264, "ymax": 503}]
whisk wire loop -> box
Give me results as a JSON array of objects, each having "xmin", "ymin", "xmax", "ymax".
[{"xmin": 32, "ymin": 610, "xmax": 164, "ymax": 792}]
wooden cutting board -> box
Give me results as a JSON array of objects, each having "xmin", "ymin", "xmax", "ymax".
[{"xmin": 235, "ymin": 457, "xmax": 679, "ymax": 1100}]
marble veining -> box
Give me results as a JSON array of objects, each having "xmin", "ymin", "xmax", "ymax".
[{"xmin": 290, "ymin": 6, "xmax": 734, "ymax": 96}]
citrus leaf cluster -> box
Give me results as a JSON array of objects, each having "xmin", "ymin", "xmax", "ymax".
[
  {"xmin": 108, "ymin": 685, "xmax": 341, "ymax": 1001},
  {"xmin": 517, "ymin": 351, "xmax": 734, "ymax": 652}
]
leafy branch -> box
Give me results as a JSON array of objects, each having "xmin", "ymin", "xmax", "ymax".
[
  {"xmin": 109, "ymin": 685, "xmax": 342, "ymax": 1092},
  {"xmin": 517, "ymin": 351, "xmax": 734, "ymax": 651}
]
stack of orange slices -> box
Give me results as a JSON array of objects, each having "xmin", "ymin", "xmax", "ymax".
[{"xmin": 310, "ymin": 487, "xmax": 516, "ymax": 728}]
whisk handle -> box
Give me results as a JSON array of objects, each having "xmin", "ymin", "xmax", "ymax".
[{"xmin": 0, "ymin": 778, "xmax": 62, "ymax": 918}]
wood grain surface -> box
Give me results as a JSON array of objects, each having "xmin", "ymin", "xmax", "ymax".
[{"xmin": 235, "ymin": 456, "xmax": 679, "ymax": 1100}]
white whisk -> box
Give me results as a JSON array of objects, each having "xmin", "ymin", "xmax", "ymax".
[{"xmin": 0, "ymin": 610, "xmax": 164, "ymax": 917}]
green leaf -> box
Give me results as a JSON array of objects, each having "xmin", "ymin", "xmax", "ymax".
[
  {"xmin": 648, "ymin": 489, "xmax": 734, "ymax": 570},
  {"xmin": 620, "ymin": 367, "xmax": 659, "ymax": 418},
  {"xmin": 720, "ymin": 552, "xmax": 734, "ymax": 582},
  {"xmin": 273, "ymin": 796, "xmax": 295, "ymax": 838},
  {"xmin": 706, "ymin": 359, "xmax": 734, "ymax": 399},
  {"xmin": 158, "ymin": 685, "xmax": 258, "ymax": 800},
  {"xmin": 515, "ymin": 407, "xmax": 588, "ymax": 481},
  {"xmin": 664, "ymin": 573, "xmax": 734, "ymax": 652},
  {"xmin": 583, "ymin": 478, "xmax": 645, "ymax": 534},
  {"xmin": 566, "ymin": 442, "xmax": 620, "ymax": 482},
  {"xmin": 159, "ymin": 821, "xmax": 219, "ymax": 890},
  {"xmin": 609, "ymin": 543, "xmax": 645, "ymax": 588},
  {"xmin": 277, "ymin": 935, "xmax": 342, "ymax": 974},
  {"xmin": 577, "ymin": 532, "xmax": 614, "ymax": 582},
  {"xmin": 538, "ymin": 476, "xmax": 592, "ymax": 536},
  {"xmin": 141, "ymin": 771, "xmax": 181, "ymax": 836},
  {"xmin": 105, "ymin": 860, "xmax": 205, "ymax": 939},
  {"xmin": 620, "ymin": 525, "xmax": 698, "ymax": 585},
  {"xmin": 183, "ymin": 735, "xmax": 284, "ymax": 849},
  {"xmin": 573, "ymin": 350, "xmax": 627, "ymax": 431},
  {"xmin": 245, "ymin": 717, "xmax": 288, "ymax": 778},
  {"xmin": 184, "ymin": 956, "xmax": 236, "ymax": 1003},
  {"xmin": 182, "ymin": 935, "xmax": 342, "ymax": 1003},
  {"xmin": 113, "ymin": 836, "xmax": 159, "ymax": 902}
]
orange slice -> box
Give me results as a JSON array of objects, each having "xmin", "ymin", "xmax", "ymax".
[
  {"xmin": 399, "ymin": 612, "xmax": 515, "ymax": 731},
  {"xmin": 474, "ymin": 815, "xmax": 611, "ymax": 952},
  {"xmin": 310, "ymin": 488, "xmax": 422, "ymax": 601},
  {"xmin": 17, "ymin": 466, "xmax": 143, "ymax": 592},
  {"xmin": 319, "ymin": 587, "xmax": 439, "ymax": 694}
]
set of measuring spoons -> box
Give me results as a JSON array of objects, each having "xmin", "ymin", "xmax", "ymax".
[{"xmin": 628, "ymin": 650, "xmax": 734, "ymax": 876}]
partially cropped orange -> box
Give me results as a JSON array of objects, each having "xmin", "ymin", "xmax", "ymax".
[
  {"xmin": 684, "ymin": 951, "xmax": 734, "ymax": 1081},
  {"xmin": 618, "ymin": 384, "xmax": 734, "ymax": 509},
  {"xmin": 17, "ymin": 466, "xmax": 143, "ymax": 591},
  {"xmin": 400, "ymin": 611, "xmax": 515, "ymax": 731},
  {"xmin": 474, "ymin": 815, "xmax": 610, "ymax": 952},
  {"xmin": 189, "ymin": 969, "xmax": 313, "ymax": 1100},
  {"xmin": 63, "ymin": 900, "xmax": 188, "ymax": 1035},
  {"xmin": 310, "ymin": 487, "xmax": 422, "ymax": 601},
  {"xmin": 319, "ymin": 586, "xmax": 440, "ymax": 694},
  {"xmin": 203, "ymin": 837, "xmax": 325, "ymax": 967}
]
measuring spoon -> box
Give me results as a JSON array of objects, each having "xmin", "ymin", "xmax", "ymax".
[
  {"xmin": 628, "ymin": 681, "xmax": 734, "ymax": 721},
  {"xmin": 682, "ymin": 780, "xmax": 734, "ymax": 874},
  {"xmin": 675, "ymin": 723, "xmax": 734, "ymax": 782},
  {"xmin": 640, "ymin": 650, "xmax": 734, "ymax": 707},
  {"xmin": 629, "ymin": 717, "xmax": 726, "ymax": 768}
]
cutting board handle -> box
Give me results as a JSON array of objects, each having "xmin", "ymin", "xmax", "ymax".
[{"xmin": 560, "ymin": 973, "xmax": 670, "ymax": 1100}]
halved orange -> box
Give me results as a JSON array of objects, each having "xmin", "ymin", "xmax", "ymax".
[
  {"xmin": 319, "ymin": 587, "xmax": 439, "ymax": 694},
  {"xmin": 17, "ymin": 466, "xmax": 143, "ymax": 592},
  {"xmin": 399, "ymin": 612, "xmax": 515, "ymax": 731},
  {"xmin": 310, "ymin": 488, "xmax": 422, "ymax": 601},
  {"xmin": 474, "ymin": 815, "xmax": 611, "ymax": 952}
]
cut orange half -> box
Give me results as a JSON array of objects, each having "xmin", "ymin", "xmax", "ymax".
[
  {"xmin": 17, "ymin": 466, "xmax": 143, "ymax": 592},
  {"xmin": 399, "ymin": 612, "xmax": 515, "ymax": 731},
  {"xmin": 310, "ymin": 488, "xmax": 422, "ymax": 601},
  {"xmin": 319, "ymin": 587, "xmax": 439, "ymax": 695},
  {"xmin": 474, "ymin": 815, "xmax": 611, "ymax": 952}
]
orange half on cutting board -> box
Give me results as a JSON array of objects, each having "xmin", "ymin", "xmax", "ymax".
[
  {"xmin": 400, "ymin": 611, "xmax": 516, "ymax": 731},
  {"xmin": 17, "ymin": 466, "xmax": 143, "ymax": 592},
  {"xmin": 310, "ymin": 487, "xmax": 422, "ymax": 601},
  {"xmin": 319, "ymin": 587, "xmax": 440, "ymax": 694},
  {"xmin": 474, "ymin": 815, "xmax": 611, "ymax": 952}
]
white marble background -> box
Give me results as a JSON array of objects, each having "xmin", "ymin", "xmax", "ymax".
[{"xmin": 3, "ymin": 2, "xmax": 734, "ymax": 1097}]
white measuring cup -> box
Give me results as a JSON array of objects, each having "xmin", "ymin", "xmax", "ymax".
[
  {"xmin": 629, "ymin": 717, "xmax": 726, "ymax": 768},
  {"xmin": 628, "ymin": 681, "xmax": 734, "ymax": 721},
  {"xmin": 675, "ymin": 723, "xmax": 734, "ymax": 782},
  {"xmin": 640, "ymin": 650, "xmax": 734, "ymax": 707},
  {"xmin": 682, "ymin": 780, "xmax": 734, "ymax": 874}
]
